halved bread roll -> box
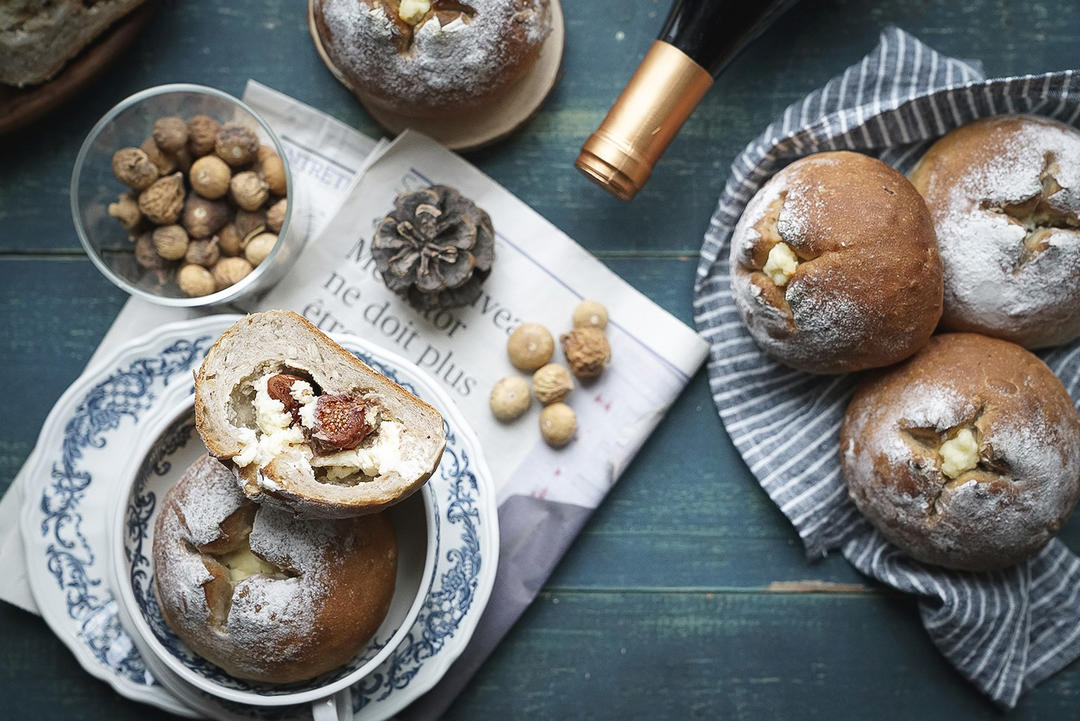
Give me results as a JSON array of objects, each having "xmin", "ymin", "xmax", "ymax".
[{"xmin": 194, "ymin": 310, "xmax": 445, "ymax": 518}]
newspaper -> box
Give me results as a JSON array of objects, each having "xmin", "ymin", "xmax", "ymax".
[{"xmin": 0, "ymin": 81, "xmax": 708, "ymax": 717}]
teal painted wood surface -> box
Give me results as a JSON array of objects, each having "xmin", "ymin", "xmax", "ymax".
[{"xmin": 2, "ymin": 1, "xmax": 1080, "ymax": 719}]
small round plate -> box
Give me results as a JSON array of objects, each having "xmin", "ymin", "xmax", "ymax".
[
  {"xmin": 307, "ymin": 0, "xmax": 565, "ymax": 151},
  {"xmin": 19, "ymin": 314, "xmax": 499, "ymax": 720}
]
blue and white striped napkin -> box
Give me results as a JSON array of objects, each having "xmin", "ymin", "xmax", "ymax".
[{"xmin": 693, "ymin": 26, "xmax": 1080, "ymax": 708}]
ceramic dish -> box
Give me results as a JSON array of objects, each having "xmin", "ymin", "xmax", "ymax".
[
  {"xmin": 109, "ymin": 394, "xmax": 437, "ymax": 711},
  {"xmin": 19, "ymin": 314, "xmax": 499, "ymax": 720}
]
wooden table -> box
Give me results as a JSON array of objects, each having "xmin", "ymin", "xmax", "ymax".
[{"xmin": 3, "ymin": 1, "xmax": 1079, "ymax": 718}]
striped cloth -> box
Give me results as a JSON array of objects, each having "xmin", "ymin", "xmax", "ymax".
[{"xmin": 693, "ymin": 26, "xmax": 1080, "ymax": 708}]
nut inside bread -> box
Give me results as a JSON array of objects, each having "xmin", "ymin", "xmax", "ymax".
[{"xmin": 195, "ymin": 310, "xmax": 446, "ymax": 518}]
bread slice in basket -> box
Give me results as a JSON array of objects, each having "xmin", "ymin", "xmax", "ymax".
[{"xmin": 194, "ymin": 310, "xmax": 445, "ymax": 518}]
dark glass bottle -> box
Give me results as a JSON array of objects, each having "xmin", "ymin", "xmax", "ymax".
[{"xmin": 576, "ymin": 0, "xmax": 799, "ymax": 200}]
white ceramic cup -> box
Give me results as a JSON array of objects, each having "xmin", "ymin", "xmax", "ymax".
[{"xmin": 109, "ymin": 394, "xmax": 438, "ymax": 719}]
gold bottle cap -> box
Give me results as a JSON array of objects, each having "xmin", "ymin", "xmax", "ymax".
[{"xmin": 576, "ymin": 41, "xmax": 714, "ymax": 201}]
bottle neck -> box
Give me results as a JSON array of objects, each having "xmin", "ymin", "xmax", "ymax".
[{"xmin": 660, "ymin": 0, "xmax": 800, "ymax": 76}]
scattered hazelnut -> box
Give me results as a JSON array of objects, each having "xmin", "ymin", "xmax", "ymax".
[
  {"xmin": 489, "ymin": 376, "xmax": 531, "ymax": 422},
  {"xmin": 181, "ymin": 195, "xmax": 229, "ymax": 239},
  {"xmin": 134, "ymin": 232, "xmax": 173, "ymax": 284},
  {"xmin": 217, "ymin": 223, "xmax": 243, "ymax": 256},
  {"xmin": 257, "ymin": 145, "xmax": 288, "ymax": 196},
  {"xmin": 573, "ymin": 300, "xmax": 609, "ymax": 330},
  {"xmin": 215, "ymin": 122, "xmax": 258, "ymax": 167},
  {"xmin": 152, "ymin": 116, "xmax": 189, "ymax": 154},
  {"xmin": 507, "ymin": 322, "xmax": 554, "ymax": 371},
  {"xmin": 244, "ymin": 232, "xmax": 277, "ymax": 266},
  {"xmin": 230, "ymin": 171, "xmax": 270, "ymax": 211},
  {"xmin": 112, "ymin": 147, "xmax": 159, "ymax": 191},
  {"xmin": 185, "ymin": 237, "xmax": 220, "ymax": 267},
  {"xmin": 532, "ymin": 363, "xmax": 574, "ymax": 405},
  {"xmin": 138, "ymin": 172, "xmax": 185, "ymax": 224},
  {"xmin": 266, "ymin": 198, "xmax": 287, "ymax": 233},
  {"xmin": 177, "ymin": 263, "xmax": 217, "ymax": 297},
  {"xmin": 234, "ymin": 208, "xmax": 266, "ymax": 239},
  {"xmin": 540, "ymin": 403, "xmax": 576, "ymax": 447},
  {"xmin": 212, "ymin": 256, "xmax": 253, "ymax": 290},
  {"xmin": 561, "ymin": 327, "xmax": 611, "ymax": 379},
  {"xmin": 152, "ymin": 224, "xmax": 189, "ymax": 261},
  {"xmin": 141, "ymin": 137, "xmax": 176, "ymax": 175},
  {"xmin": 189, "ymin": 155, "xmax": 231, "ymax": 199},
  {"xmin": 107, "ymin": 193, "xmax": 142, "ymax": 231},
  {"xmin": 187, "ymin": 114, "xmax": 220, "ymax": 157}
]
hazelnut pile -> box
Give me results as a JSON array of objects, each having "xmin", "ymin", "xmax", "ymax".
[
  {"xmin": 107, "ymin": 115, "xmax": 289, "ymax": 298},
  {"xmin": 489, "ymin": 300, "xmax": 613, "ymax": 448}
]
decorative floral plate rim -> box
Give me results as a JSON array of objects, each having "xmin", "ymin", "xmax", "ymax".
[{"xmin": 18, "ymin": 314, "xmax": 499, "ymax": 720}]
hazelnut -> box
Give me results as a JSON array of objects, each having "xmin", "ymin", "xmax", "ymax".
[
  {"xmin": 539, "ymin": 403, "xmax": 576, "ymax": 447},
  {"xmin": 234, "ymin": 208, "xmax": 266, "ymax": 239},
  {"xmin": 181, "ymin": 195, "xmax": 229, "ymax": 239},
  {"xmin": 177, "ymin": 263, "xmax": 217, "ymax": 297},
  {"xmin": 561, "ymin": 327, "xmax": 611, "ymax": 379},
  {"xmin": 490, "ymin": 376, "xmax": 531, "ymax": 422},
  {"xmin": 532, "ymin": 363, "xmax": 573, "ymax": 405},
  {"xmin": 185, "ymin": 237, "xmax": 220, "ymax": 267},
  {"xmin": 134, "ymin": 232, "xmax": 174, "ymax": 284},
  {"xmin": 189, "ymin": 155, "xmax": 231, "ymax": 199},
  {"xmin": 152, "ymin": 116, "xmax": 189, "ymax": 154},
  {"xmin": 152, "ymin": 224, "xmax": 189, "ymax": 261},
  {"xmin": 212, "ymin": 256, "xmax": 253, "ymax": 290},
  {"xmin": 230, "ymin": 171, "xmax": 270, "ymax": 211},
  {"xmin": 244, "ymin": 232, "xmax": 277, "ymax": 266},
  {"xmin": 112, "ymin": 147, "xmax": 159, "ymax": 191},
  {"xmin": 217, "ymin": 223, "xmax": 243, "ymax": 256},
  {"xmin": 215, "ymin": 122, "xmax": 259, "ymax": 167},
  {"xmin": 257, "ymin": 145, "xmax": 288, "ymax": 196},
  {"xmin": 507, "ymin": 322, "xmax": 554, "ymax": 371},
  {"xmin": 187, "ymin": 114, "xmax": 220, "ymax": 156},
  {"xmin": 266, "ymin": 198, "xmax": 287, "ymax": 233},
  {"xmin": 107, "ymin": 192, "xmax": 142, "ymax": 231},
  {"xmin": 140, "ymin": 137, "xmax": 176, "ymax": 174},
  {"xmin": 138, "ymin": 172, "xmax": 185, "ymax": 224},
  {"xmin": 573, "ymin": 300, "xmax": 609, "ymax": 330}
]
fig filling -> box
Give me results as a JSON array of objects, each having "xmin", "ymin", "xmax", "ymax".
[{"xmin": 265, "ymin": 372, "xmax": 375, "ymax": 453}]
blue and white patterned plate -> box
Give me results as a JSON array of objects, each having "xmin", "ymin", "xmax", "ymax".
[{"xmin": 19, "ymin": 315, "xmax": 499, "ymax": 720}]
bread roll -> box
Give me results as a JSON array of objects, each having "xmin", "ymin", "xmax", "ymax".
[
  {"xmin": 909, "ymin": 115, "xmax": 1080, "ymax": 348},
  {"xmin": 152, "ymin": 454, "xmax": 397, "ymax": 683},
  {"xmin": 311, "ymin": 0, "xmax": 550, "ymax": 118},
  {"xmin": 730, "ymin": 151, "xmax": 943, "ymax": 374},
  {"xmin": 194, "ymin": 310, "xmax": 445, "ymax": 518},
  {"xmin": 841, "ymin": 333, "xmax": 1080, "ymax": 571}
]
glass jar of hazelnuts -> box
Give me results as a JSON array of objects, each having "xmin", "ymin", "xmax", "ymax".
[{"xmin": 71, "ymin": 84, "xmax": 309, "ymax": 306}]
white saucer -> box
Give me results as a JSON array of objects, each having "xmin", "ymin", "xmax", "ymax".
[{"xmin": 19, "ymin": 314, "xmax": 499, "ymax": 720}]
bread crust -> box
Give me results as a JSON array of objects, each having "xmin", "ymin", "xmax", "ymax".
[
  {"xmin": 730, "ymin": 151, "xmax": 943, "ymax": 374},
  {"xmin": 840, "ymin": 333, "xmax": 1080, "ymax": 571},
  {"xmin": 194, "ymin": 310, "xmax": 445, "ymax": 518},
  {"xmin": 909, "ymin": 115, "xmax": 1080, "ymax": 348},
  {"xmin": 152, "ymin": 455, "xmax": 398, "ymax": 684},
  {"xmin": 311, "ymin": 0, "xmax": 550, "ymax": 118}
]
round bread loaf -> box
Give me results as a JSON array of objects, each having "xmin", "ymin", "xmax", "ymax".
[
  {"xmin": 729, "ymin": 151, "xmax": 943, "ymax": 374},
  {"xmin": 311, "ymin": 0, "xmax": 551, "ymax": 118},
  {"xmin": 909, "ymin": 115, "xmax": 1080, "ymax": 349},
  {"xmin": 152, "ymin": 454, "xmax": 398, "ymax": 683},
  {"xmin": 840, "ymin": 333, "xmax": 1080, "ymax": 571}
]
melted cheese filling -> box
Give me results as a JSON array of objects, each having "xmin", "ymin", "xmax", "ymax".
[
  {"xmin": 763, "ymin": 242, "xmax": 799, "ymax": 286},
  {"xmin": 939, "ymin": 428, "xmax": 979, "ymax": 479}
]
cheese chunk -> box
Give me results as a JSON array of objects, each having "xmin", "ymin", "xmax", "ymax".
[
  {"xmin": 939, "ymin": 428, "xmax": 978, "ymax": 479},
  {"xmin": 763, "ymin": 242, "xmax": 799, "ymax": 286}
]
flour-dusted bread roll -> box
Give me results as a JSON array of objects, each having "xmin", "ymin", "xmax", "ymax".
[
  {"xmin": 729, "ymin": 151, "xmax": 943, "ymax": 374},
  {"xmin": 311, "ymin": 0, "xmax": 550, "ymax": 118},
  {"xmin": 194, "ymin": 310, "xmax": 445, "ymax": 518},
  {"xmin": 152, "ymin": 454, "xmax": 397, "ymax": 683},
  {"xmin": 909, "ymin": 115, "xmax": 1080, "ymax": 349},
  {"xmin": 841, "ymin": 333, "xmax": 1080, "ymax": 571},
  {"xmin": 0, "ymin": 0, "xmax": 144, "ymax": 87}
]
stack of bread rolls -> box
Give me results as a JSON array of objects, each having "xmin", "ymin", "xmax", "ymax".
[{"xmin": 730, "ymin": 116, "xmax": 1080, "ymax": 571}]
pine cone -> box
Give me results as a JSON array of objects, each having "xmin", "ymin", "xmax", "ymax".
[{"xmin": 372, "ymin": 185, "xmax": 495, "ymax": 310}]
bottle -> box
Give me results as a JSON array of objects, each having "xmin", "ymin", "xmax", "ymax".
[{"xmin": 576, "ymin": 0, "xmax": 799, "ymax": 201}]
